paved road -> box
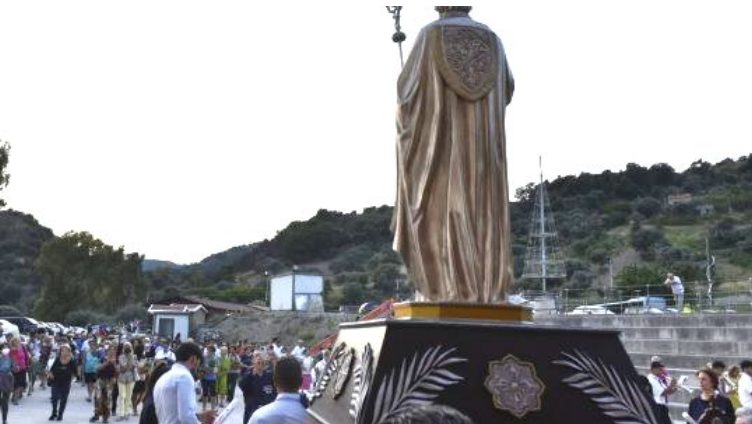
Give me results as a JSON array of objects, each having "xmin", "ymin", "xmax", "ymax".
[
  {"xmin": 6, "ymin": 383, "xmax": 244, "ymax": 424},
  {"xmin": 5, "ymin": 382, "xmax": 136, "ymax": 424}
]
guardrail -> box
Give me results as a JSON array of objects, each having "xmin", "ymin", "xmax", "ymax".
[{"xmin": 516, "ymin": 283, "xmax": 752, "ymax": 315}]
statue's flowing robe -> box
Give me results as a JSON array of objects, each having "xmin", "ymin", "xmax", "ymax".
[{"xmin": 392, "ymin": 16, "xmax": 515, "ymax": 303}]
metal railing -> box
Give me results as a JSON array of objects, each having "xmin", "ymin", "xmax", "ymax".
[{"xmin": 515, "ymin": 282, "xmax": 752, "ymax": 315}]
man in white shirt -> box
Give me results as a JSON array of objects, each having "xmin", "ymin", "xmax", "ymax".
[
  {"xmin": 249, "ymin": 357, "xmax": 308, "ymax": 424},
  {"xmin": 153, "ymin": 342, "xmax": 215, "ymax": 424},
  {"xmin": 646, "ymin": 360, "xmax": 676, "ymax": 422},
  {"xmin": 290, "ymin": 340, "xmax": 306, "ymax": 360},
  {"xmin": 739, "ymin": 360, "xmax": 752, "ymax": 408},
  {"xmin": 664, "ymin": 273, "xmax": 684, "ymax": 312},
  {"xmin": 271, "ymin": 337, "xmax": 286, "ymax": 359}
]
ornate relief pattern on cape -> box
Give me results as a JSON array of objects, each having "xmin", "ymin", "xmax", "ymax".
[{"xmin": 434, "ymin": 25, "xmax": 498, "ymax": 101}]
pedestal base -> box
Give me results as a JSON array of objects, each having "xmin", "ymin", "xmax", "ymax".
[
  {"xmin": 307, "ymin": 319, "xmax": 665, "ymax": 424},
  {"xmin": 392, "ymin": 301, "xmax": 532, "ymax": 321}
]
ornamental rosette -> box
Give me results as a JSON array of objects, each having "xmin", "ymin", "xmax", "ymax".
[{"xmin": 484, "ymin": 354, "xmax": 545, "ymax": 418}]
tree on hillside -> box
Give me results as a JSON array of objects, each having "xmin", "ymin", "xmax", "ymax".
[
  {"xmin": 616, "ymin": 264, "xmax": 664, "ymax": 294},
  {"xmin": 34, "ymin": 231, "xmax": 146, "ymax": 321},
  {"xmin": 0, "ymin": 141, "xmax": 9, "ymax": 207}
]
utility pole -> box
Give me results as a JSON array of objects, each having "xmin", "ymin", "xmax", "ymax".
[
  {"xmin": 264, "ymin": 271, "xmax": 270, "ymax": 307},
  {"xmin": 706, "ymin": 237, "xmax": 716, "ymax": 307},
  {"xmin": 292, "ymin": 265, "xmax": 298, "ymax": 311}
]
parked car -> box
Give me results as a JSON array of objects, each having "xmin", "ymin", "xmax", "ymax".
[
  {"xmin": 37, "ymin": 321, "xmax": 57, "ymax": 335},
  {"xmin": 69, "ymin": 326, "xmax": 87, "ymax": 335},
  {"xmin": 0, "ymin": 319, "xmax": 20, "ymax": 339},
  {"xmin": 568, "ymin": 305, "xmax": 615, "ymax": 315},
  {"xmin": 0, "ymin": 316, "xmax": 42, "ymax": 334},
  {"xmin": 47, "ymin": 322, "xmax": 68, "ymax": 335}
]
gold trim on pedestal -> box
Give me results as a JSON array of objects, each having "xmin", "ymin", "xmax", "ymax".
[{"xmin": 392, "ymin": 302, "xmax": 532, "ymax": 322}]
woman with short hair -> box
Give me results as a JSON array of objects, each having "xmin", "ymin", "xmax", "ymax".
[{"xmin": 688, "ymin": 368, "xmax": 735, "ymax": 423}]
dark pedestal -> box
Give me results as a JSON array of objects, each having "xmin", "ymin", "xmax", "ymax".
[{"xmin": 308, "ymin": 318, "xmax": 666, "ymax": 424}]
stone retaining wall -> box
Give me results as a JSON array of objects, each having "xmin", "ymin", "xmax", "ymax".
[{"xmin": 206, "ymin": 310, "xmax": 358, "ymax": 346}]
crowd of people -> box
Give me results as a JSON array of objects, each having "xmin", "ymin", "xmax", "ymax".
[
  {"xmin": 646, "ymin": 355, "xmax": 752, "ymax": 424},
  {"xmin": 9, "ymin": 326, "xmax": 752, "ymax": 424},
  {"xmin": 0, "ymin": 330, "xmax": 324, "ymax": 424}
]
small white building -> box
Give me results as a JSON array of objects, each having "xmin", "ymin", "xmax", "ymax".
[
  {"xmin": 270, "ymin": 273, "xmax": 324, "ymax": 312},
  {"xmin": 147, "ymin": 304, "xmax": 207, "ymax": 340}
]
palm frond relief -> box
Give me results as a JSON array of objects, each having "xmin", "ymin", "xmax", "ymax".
[
  {"xmin": 369, "ymin": 345, "xmax": 467, "ymax": 424},
  {"xmin": 553, "ymin": 350, "xmax": 659, "ymax": 424},
  {"xmin": 349, "ymin": 343, "xmax": 374, "ymax": 422}
]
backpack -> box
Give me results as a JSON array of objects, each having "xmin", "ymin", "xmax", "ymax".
[{"xmin": 698, "ymin": 398, "xmax": 732, "ymax": 424}]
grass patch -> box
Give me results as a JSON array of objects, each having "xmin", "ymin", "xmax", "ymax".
[
  {"xmin": 607, "ymin": 225, "xmax": 630, "ymax": 238},
  {"xmin": 663, "ymin": 225, "xmax": 707, "ymax": 251}
]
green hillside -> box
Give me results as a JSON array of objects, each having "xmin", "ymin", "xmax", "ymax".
[
  {"xmin": 512, "ymin": 157, "xmax": 752, "ymax": 305},
  {"xmin": 4, "ymin": 155, "xmax": 752, "ymax": 317}
]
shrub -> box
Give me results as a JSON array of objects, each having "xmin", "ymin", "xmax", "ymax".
[
  {"xmin": 65, "ymin": 309, "xmax": 110, "ymax": 327},
  {"xmin": 633, "ymin": 197, "xmax": 663, "ymax": 218},
  {"xmin": 114, "ymin": 304, "xmax": 148, "ymax": 323}
]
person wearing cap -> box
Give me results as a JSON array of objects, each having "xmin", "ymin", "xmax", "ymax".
[
  {"xmin": 647, "ymin": 359, "xmax": 677, "ymax": 422},
  {"xmin": 738, "ymin": 360, "xmax": 752, "ymax": 408}
]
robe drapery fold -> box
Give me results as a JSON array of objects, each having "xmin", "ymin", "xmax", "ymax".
[{"xmin": 392, "ymin": 16, "xmax": 514, "ymax": 303}]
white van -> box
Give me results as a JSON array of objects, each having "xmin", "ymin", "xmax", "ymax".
[{"xmin": 0, "ymin": 319, "xmax": 20, "ymax": 340}]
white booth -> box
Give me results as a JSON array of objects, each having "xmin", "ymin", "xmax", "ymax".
[
  {"xmin": 147, "ymin": 304, "xmax": 207, "ymax": 340},
  {"xmin": 270, "ymin": 273, "xmax": 324, "ymax": 312}
]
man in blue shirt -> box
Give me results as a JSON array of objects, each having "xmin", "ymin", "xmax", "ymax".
[{"xmin": 249, "ymin": 357, "xmax": 308, "ymax": 424}]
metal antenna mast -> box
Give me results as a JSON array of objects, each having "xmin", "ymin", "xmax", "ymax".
[
  {"xmin": 386, "ymin": 6, "xmax": 406, "ymax": 67},
  {"xmin": 522, "ymin": 157, "xmax": 566, "ymax": 292}
]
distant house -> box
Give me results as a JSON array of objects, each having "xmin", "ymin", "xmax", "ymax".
[
  {"xmin": 697, "ymin": 204, "xmax": 715, "ymax": 216},
  {"xmin": 152, "ymin": 295, "xmax": 268, "ymax": 322},
  {"xmin": 147, "ymin": 304, "xmax": 207, "ymax": 340},
  {"xmin": 667, "ymin": 193, "xmax": 693, "ymax": 205}
]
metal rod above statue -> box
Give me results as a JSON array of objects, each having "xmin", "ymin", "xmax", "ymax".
[
  {"xmin": 391, "ymin": 6, "xmax": 518, "ymax": 310},
  {"xmin": 385, "ymin": 6, "xmax": 406, "ymax": 67}
]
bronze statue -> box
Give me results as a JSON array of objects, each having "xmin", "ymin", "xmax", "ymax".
[{"xmin": 392, "ymin": 6, "xmax": 515, "ymax": 303}]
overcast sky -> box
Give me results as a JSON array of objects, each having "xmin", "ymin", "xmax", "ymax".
[{"xmin": 1, "ymin": 2, "xmax": 751, "ymax": 264}]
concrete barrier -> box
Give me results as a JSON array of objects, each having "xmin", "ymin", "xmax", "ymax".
[{"xmin": 537, "ymin": 314, "xmax": 752, "ymax": 422}]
